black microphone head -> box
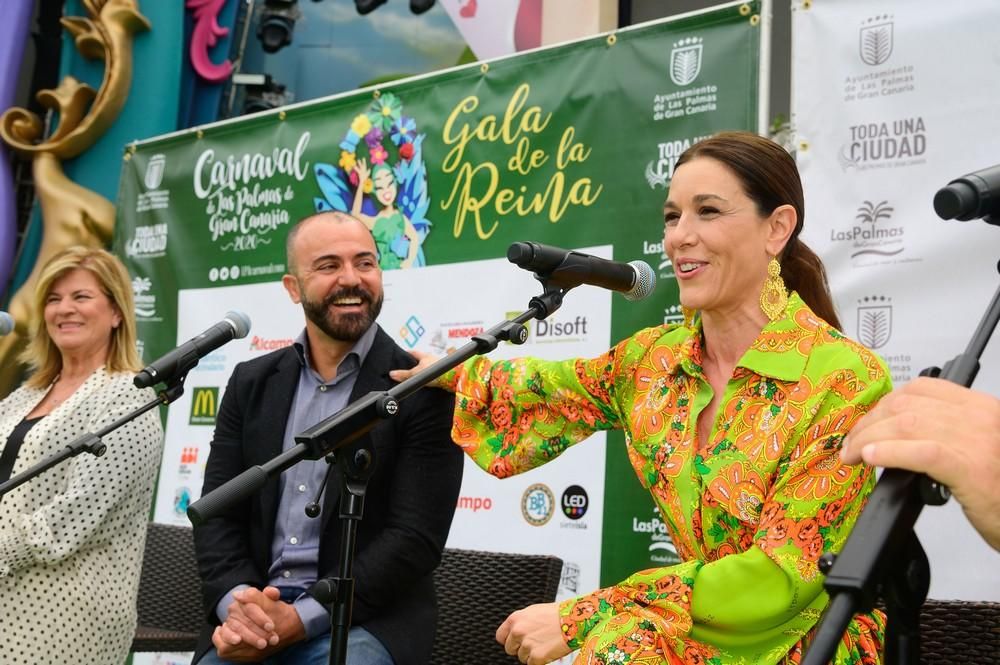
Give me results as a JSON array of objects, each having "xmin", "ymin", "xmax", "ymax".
[
  {"xmin": 224, "ymin": 311, "xmax": 252, "ymax": 338},
  {"xmin": 624, "ymin": 261, "xmax": 656, "ymax": 301},
  {"xmin": 133, "ymin": 369, "xmax": 154, "ymax": 388},
  {"xmin": 933, "ymin": 164, "xmax": 1000, "ymax": 222},
  {"xmin": 304, "ymin": 502, "xmax": 321, "ymax": 518},
  {"xmin": 506, "ymin": 242, "xmax": 535, "ymax": 267},
  {"xmin": 933, "ymin": 181, "xmax": 977, "ymax": 220}
]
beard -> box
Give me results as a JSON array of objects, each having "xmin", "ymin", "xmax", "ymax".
[{"xmin": 302, "ymin": 285, "xmax": 383, "ymax": 342}]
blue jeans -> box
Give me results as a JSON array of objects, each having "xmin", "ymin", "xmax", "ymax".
[{"xmin": 197, "ymin": 626, "xmax": 393, "ymax": 665}]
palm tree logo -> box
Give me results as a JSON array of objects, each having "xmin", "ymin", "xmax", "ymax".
[
  {"xmin": 131, "ymin": 276, "xmax": 156, "ymax": 319},
  {"xmin": 132, "ymin": 276, "xmax": 152, "ymax": 296},
  {"xmin": 851, "ymin": 201, "xmax": 902, "ymax": 259},
  {"xmin": 855, "ymin": 200, "xmax": 894, "ymax": 224}
]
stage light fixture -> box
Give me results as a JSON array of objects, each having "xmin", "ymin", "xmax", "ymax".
[
  {"xmin": 239, "ymin": 74, "xmax": 289, "ymax": 115},
  {"xmin": 354, "ymin": 0, "xmax": 388, "ymax": 14},
  {"xmin": 351, "ymin": 0, "xmax": 436, "ymax": 15},
  {"xmin": 257, "ymin": 0, "xmax": 299, "ymax": 54}
]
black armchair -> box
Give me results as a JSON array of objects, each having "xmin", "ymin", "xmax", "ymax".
[
  {"xmin": 917, "ymin": 598, "xmax": 1000, "ymax": 663},
  {"xmin": 131, "ymin": 522, "xmax": 202, "ymax": 653},
  {"xmin": 430, "ymin": 547, "xmax": 564, "ymax": 665}
]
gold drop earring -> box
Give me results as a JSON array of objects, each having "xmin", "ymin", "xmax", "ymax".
[
  {"xmin": 759, "ymin": 257, "xmax": 787, "ymax": 322},
  {"xmin": 682, "ymin": 306, "xmax": 696, "ymax": 328}
]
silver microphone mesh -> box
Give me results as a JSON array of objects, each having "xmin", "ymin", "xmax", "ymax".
[
  {"xmin": 224, "ymin": 311, "xmax": 252, "ymax": 338},
  {"xmin": 625, "ymin": 261, "xmax": 656, "ymax": 301},
  {"xmin": 0, "ymin": 311, "xmax": 13, "ymax": 336}
]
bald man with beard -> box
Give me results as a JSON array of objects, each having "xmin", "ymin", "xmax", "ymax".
[{"xmin": 193, "ymin": 211, "xmax": 463, "ymax": 665}]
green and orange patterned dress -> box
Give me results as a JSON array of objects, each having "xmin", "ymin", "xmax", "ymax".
[{"xmin": 439, "ymin": 293, "xmax": 890, "ymax": 664}]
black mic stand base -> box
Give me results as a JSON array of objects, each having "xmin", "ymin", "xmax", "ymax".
[{"xmin": 308, "ymin": 445, "xmax": 375, "ymax": 665}]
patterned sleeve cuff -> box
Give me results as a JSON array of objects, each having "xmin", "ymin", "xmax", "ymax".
[
  {"xmin": 0, "ymin": 516, "xmax": 33, "ymax": 577},
  {"xmin": 559, "ymin": 593, "xmax": 609, "ymax": 649},
  {"xmin": 0, "ymin": 532, "xmax": 11, "ymax": 578},
  {"xmin": 434, "ymin": 366, "xmax": 460, "ymax": 392}
]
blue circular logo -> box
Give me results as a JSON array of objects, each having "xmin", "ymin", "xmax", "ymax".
[{"xmin": 521, "ymin": 483, "xmax": 555, "ymax": 526}]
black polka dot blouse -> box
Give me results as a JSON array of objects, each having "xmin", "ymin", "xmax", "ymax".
[{"xmin": 0, "ymin": 368, "xmax": 164, "ymax": 664}]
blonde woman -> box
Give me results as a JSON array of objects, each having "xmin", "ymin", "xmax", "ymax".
[{"xmin": 0, "ymin": 247, "xmax": 163, "ymax": 664}]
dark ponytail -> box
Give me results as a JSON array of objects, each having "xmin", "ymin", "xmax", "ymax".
[{"xmin": 780, "ymin": 238, "xmax": 840, "ymax": 330}]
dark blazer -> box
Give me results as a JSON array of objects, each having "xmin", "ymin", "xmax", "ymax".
[{"xmin": 192, "ymin": 326, "xmax": 463, "ymax": 665}]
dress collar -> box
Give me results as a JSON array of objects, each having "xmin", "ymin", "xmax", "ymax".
[{"xmin": 669, "ymin": 293, "xmax": 826, "ymax": 382}]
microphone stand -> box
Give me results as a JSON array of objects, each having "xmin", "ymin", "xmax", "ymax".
[
  {"xmin": 0, "ymin": 377, "xmax": 186, "ymax": 502},
  {"xmin": 801, "ymin": 259, "xmax": 1000, "ymax": 665},
  {"xmin": 188, "ymin": 278, "xmax": 575, "ymax": 665}
]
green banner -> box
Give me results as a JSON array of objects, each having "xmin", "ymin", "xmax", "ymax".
[{"xmin": 115, "ymin": 1, "xmax": 763, "ymax": 590}]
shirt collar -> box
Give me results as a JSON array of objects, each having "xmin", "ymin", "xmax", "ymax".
[
  {"xmin": 293, "ymin": 323, "xmax": 378, "ymax": 380},
  {"xmin": 737, "ymin": 292, "xmax": 818, "ymax": 382},
  {"xmin": 670, "ymin": 292, "xmax": 820, "ymax": 382}
]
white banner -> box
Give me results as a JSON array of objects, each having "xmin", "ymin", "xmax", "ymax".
[
  {"xmin": 389, "ymin": 246, "xmax": 613, "ymax": 606},
  {"xmin": 792, "ymin": 0, "xmax": 1000, "ymax": 601},
  {"xmin": 152, "ymin": 247, "xmax": 614, "ymax": 600},
  {"xmin": 439, "ymin": 0, "xmax": 526, "ymax": 59},
  {"xmin": 143, "ymin": 249, "xmax": 613, "ymax": 665}
]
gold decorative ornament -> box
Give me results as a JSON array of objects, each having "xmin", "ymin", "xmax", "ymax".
[
  {"xmin": 760, "ymin": 257, "xmax": 788, "ymax": 322},
  {"xmin": 0, "ymin": 0, "xmax": 150, "ymax": 396},
  {"xmin": 682, "ymin": 306, "xmax": 696, "ymax": 328}
]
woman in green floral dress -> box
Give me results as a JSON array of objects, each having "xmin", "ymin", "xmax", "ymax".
[{"xmin": 394, "ymin": 131, "xmax": 889, "ymax": 665}]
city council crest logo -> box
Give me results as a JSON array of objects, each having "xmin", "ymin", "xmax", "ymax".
[
  {"xmin": 857, "ymin": 295, "xmax": 892, "ymax": 349},
  {"xmin": 144, "ymin": 154, "xmax": 166, "ymax": 190},
  {"xmin": 859, "ymin": 16, "xmax": 893, "ymax": 66},
  {"xmin": 670, "ymin": 37, "xmax": 703, "ymax": 86}
]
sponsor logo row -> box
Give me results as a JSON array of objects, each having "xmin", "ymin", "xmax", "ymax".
[
  {"xmin": 456, "ymin": 483, "xmax": 590, "ymax": 528},
  {"xmin": 397, "ymin": 315, "xmax": 592, "ymax": 352}
]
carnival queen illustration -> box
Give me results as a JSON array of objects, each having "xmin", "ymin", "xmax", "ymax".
[{"xmin": 314, "ymin": 92, "xmax": 431, "ymax": 269}]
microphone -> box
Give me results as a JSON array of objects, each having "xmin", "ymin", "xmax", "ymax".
[
  {"xmin": 0, "ymin": 312, "xmax": 13, "ymax": 336},
  {"xmin": 134, "ymin": 311, "xmax": 251, "ymax": 388},
  {"xmin": 933, "ymin": 163, "xmax": 1000, "ymax": 222},
  {"xmin": 507, "ymin": 242, "xmax": 656, "ymax": 301}
]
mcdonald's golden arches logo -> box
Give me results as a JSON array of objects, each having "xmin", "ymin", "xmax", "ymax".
[{"xmin": 190, "ymin": 387, "xmax": 219, "ymax": 425}]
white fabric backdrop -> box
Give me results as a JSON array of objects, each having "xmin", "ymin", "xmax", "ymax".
[{"xmin": 792, "ymin": 0, "xmax": 1000, "ymax": 601}]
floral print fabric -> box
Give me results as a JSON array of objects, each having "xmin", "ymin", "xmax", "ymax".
[{"xmin": 441, "ymin": 293, "xmax": 890, "ymax": 664}]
